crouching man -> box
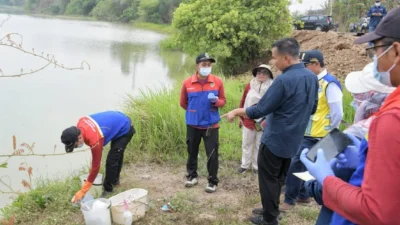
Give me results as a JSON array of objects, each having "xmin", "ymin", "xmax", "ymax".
[{"xmin": 61, "ymin": 111, "xmax": 135, "ymax": 202}]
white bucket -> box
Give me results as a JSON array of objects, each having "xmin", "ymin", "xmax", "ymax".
[
  {"xmin": 80, "ymin": 173, "xmax": 103, "ymax": 197},
  {"xmin": 109, "ymin": 188, "xmax": 149, "ymax": 224},
  {"xmin": 81, "ymin": 198, "xmax": 112, "ymax": 225}
]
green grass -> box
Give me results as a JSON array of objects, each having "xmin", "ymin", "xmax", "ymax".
[
  {"xmin": 0, "ymin": 177, "xmax": 83, "ymax": 225},
  {"xmin": 130, "ymin": 22, "xmax": 173, "ymax": 34},
  {"xmin": 340, "ymin": 88, "xmax": 355, "ymax": 131}
]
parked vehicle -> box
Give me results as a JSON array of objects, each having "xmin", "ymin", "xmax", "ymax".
[
  {"xmin": 348, "ymin": 17, "xmax": 370, "ymax": 36},
  {"xmin": 293, "ymin": 15, "xmax": 334, "ymax": 31}
]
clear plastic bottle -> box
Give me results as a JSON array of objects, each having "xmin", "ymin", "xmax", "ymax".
[{"xmin": 123, "ymin": 200, "xmax": 133, "ymax": 225}]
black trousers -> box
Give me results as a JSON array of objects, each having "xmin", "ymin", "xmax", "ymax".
[
  {"xmin": 258, "ymin": 143, "xmax": 291, "ymax": 223},
  {"xmin": 103, "ymin": 125, "xmax": 135, "ymax": 192},
  {"xmin": 186, "ymin": 125, "xmax": 219, "ymax": 185}
]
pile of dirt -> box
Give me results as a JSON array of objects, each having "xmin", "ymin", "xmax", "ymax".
[{"xmin": 292, "ymin": 30, "xmax": 372, "ymax": 78}]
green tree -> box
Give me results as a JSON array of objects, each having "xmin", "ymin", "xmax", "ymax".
[
  {"xmin": 158, "ymin": 0, "xmax": 182, "ymax": 23},
  {"xmin": 138, "ymin": 0, "xmax": 160, "ymax": 23},
  {"xmin": 64, "ymin": 0, "xmax": 97, "ymax": 15},
  {"xmin": 170, "ymin": 0, "xmax": 292, "ymax": 75}
]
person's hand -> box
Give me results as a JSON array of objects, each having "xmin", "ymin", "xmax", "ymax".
[
  {"xmin": 239, "ymin": 120, "xmax": 243, "ymax": 128},
  {"xmin": 71, "ymin": 190, "xmax": 86, "ymax": 203},
  {"xmin": 221, "ymin": 111, "xmax": 236, "ymax": 123},
  {"xmin": 300, "ymin": 148, "xmax": 334, "ymax": 185},
  {"xmin": 207, "ymin": 93, "xmax": 218, "ymax": 103},
  {"xmin": 330, "ymin": 134, "xmax": 361, "ymax": 169},
  {"xmin": 71, "ymin": 181, "xmax": 92, "ymax": 203}
]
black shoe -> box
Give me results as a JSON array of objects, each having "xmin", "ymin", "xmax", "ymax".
[
  {"xmin": 252, "ymin": 208, "xmax": 263, "ymax": 215},
  {"xmin": 238, "ymin": 167, "xmax": 248, "ymax": 174},
  {"xmin": 101, "ymin": 190, "xmax": 112, "ymax": 198},
  {"xmin": 249, "ymin": 215, "xmax": 278, "ymax": 225},
  {"xmin": 252, "ymin": 208, "xmax": 282, "ymax": 220}
]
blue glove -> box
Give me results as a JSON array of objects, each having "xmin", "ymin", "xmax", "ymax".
[
  {"xmin": 331, "ymin": 134, "xmax": 361, "ymax": 169},
  {"xmin": 300, "ymin": 148, "xmax": 334, "ymax": 185},
  {"xmin": 207, "ymin": 93, "xmax": 218, "ymax": 103}
]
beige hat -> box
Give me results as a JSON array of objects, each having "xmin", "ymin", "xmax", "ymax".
[
  {"xmin": 252, "ymin": 64, "xmax": 273, "ymax": 79},
  {"xmin": 345, "ymin": 62, "xmax": 395, "ymax": 94}
]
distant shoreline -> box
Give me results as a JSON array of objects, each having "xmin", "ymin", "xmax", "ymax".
[{"xmin": 0, "ymin": 6, "xmax": 173, "ymax": 34}]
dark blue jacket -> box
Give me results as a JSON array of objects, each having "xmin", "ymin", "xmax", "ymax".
[
  {"xmin": 368, "ymin": 5, "xmax": 387, "ymax": 28},
  {"xmin": 246, "ymin": 63, "xmax": 319, "ymax": 158}
]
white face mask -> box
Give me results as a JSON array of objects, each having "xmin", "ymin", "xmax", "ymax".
[
  {"xmin": 373, "ymin": 45, "xmax": 396, "ymax": 87},
  {"xmin": 199, "ymin": 67, "xmax": 211, "ymax": 77},
  {"xmin": 77, "ymin": 142, "xmax": 84, "ymax": 148},
  {"xmin": 375, "ymin": 2, "xmax": 381, "ymax": 7}
]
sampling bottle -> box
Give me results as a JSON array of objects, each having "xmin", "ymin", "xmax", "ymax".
[{"xmin": 123, "ymin": 199, "xmax": 133, "ymax": 225}]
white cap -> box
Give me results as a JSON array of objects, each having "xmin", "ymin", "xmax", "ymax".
[{"xmin": 345, "ymin": 62, "xmax": 395, "ymax": 94}]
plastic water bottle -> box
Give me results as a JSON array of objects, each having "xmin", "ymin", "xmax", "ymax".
[{"xmin": 123, "ymin": 200, "xmax": 133, "ymax": 225}]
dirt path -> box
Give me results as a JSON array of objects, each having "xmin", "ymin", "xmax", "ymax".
[{"xmin": 108, "ymin": 161, "xmax": 320, "ymax": 225}]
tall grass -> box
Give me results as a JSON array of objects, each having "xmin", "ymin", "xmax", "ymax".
[
  {"xmin": 123, "ymin": 77, "xmax": 356, "ymax": 164},
  {"xmin": 130, "ymin": 22, "xmax": 173, "ymax": 34},
  {"xmin": 123, "ymin": 77, "xmax": 246, "ymax": 164}
]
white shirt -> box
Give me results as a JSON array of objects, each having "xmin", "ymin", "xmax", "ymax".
[{"xmin": 318, "ymin": 69, "xmax": 344, "ymax": 129}]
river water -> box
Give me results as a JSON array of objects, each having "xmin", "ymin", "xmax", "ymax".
[{"xmin": 0, "ymin": 13, "xmax": 194, "ymax": 209}]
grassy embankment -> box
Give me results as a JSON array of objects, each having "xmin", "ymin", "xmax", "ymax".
[{"xmin": 0, "ymin": 73, "xmax": 355, "ymax": 225}]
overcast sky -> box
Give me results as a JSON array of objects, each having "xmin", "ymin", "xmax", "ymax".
[{"xmin": 289, "ymin": 0, "xmax": 328, "ymax": 13}]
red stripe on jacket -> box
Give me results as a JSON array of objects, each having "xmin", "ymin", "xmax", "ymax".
[
  {"xmin": 77, "ymin": 117, "xmax": 104, "ymax": 184},
  {"xmin": 239, "ymin": 83, "xmax": 256, "ymax": 130},
  {"xmin": 323, "ymin": 86, "xmax": 400, "ymax": 225}
]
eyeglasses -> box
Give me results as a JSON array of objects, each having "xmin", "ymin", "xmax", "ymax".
[
  {"xmin": 365, "ymin": 44, "xmax": 391, "ymax": 58},
  {"xmin": 257, "ymin": 70, "xmax": 269, "ymax": 75}
]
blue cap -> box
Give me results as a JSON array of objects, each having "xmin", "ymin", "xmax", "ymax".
[{"xmin": 300, "ymin": 50, "xmax": 325, "ymax": 66}]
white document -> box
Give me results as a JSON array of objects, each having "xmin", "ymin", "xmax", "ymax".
[{"xmin": 293, "ymin": 171, "xmax": 316, "ymax": 182}]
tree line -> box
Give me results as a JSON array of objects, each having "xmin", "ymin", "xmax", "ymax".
[{"xmin": 0, "ymin": 0, "xmax": 182, "ymax": 23}]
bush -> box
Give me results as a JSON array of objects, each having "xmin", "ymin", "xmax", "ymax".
[{"xmin": 168, "ymin": 0, "xmax": 293, "ymax": 75}]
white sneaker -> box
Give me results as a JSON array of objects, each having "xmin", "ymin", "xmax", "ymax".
[
  {"xmin": 185, "ymin": 177, "xmax": 198, "ymax": 187},
  {"xmin": 205, "ymin": 183, "xmax": 216, "ymax": 193}
]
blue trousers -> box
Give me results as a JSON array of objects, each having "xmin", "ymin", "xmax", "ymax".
[
  {"xmin": 284, "ymin": 137, "xmax": 318, "ymax": 205},
  {"xmin": 305, "ymin": 166, "xmax": 355, "ymax": 225},
  {"xmin": 368, "ymin": 26, "xmax": 376, "ymax": 47}
]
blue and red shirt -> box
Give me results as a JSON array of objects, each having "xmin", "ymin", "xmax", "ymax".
[
  {"xmin": 180, "ymin": 73, "xmax": 226, "ymax": 129},
  {"xmin": 77, "ymin": 111, "xmax": 131, "ymax": 183}
]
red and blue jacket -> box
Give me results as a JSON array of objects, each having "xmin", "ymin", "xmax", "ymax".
[
  {"xmin": 77, "ymin": 111, "xmax": 131, "ymax": 183},
  {"xmin": 180, "ymin": 74, "xmax": 226, "ymax": 129}
]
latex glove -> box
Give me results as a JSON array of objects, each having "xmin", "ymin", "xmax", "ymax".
[
  {"xmin": 207, "ymin": 93, "xmax": 218, "ymax": 103},
  {"xmin": 300, "ymin": 148, "xmax": 334, "ymax": 185},
  {"xmin": 71, "ymin": 181, "xmax": 92, "ymax": 203},
  {"xmin": 331, "ymin": 134, "xmax": 361, "ymax": 169}
]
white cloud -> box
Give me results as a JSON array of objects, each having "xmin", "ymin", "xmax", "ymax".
[{"xmin": 289, "ymin": 0, "xmax": 328, "ymax": 13}]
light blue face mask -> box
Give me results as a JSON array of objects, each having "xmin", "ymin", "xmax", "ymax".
[
  {"xmin": 373, "ymin": 45, "xmax": 396, "ymax": 87},
  {"xmin": 199, "ymin": 67, "xmax": 211, "ymax": 76},
  {"xmin": 77, "ymin": 142, "xmax": 84, "ymax": 148}
]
